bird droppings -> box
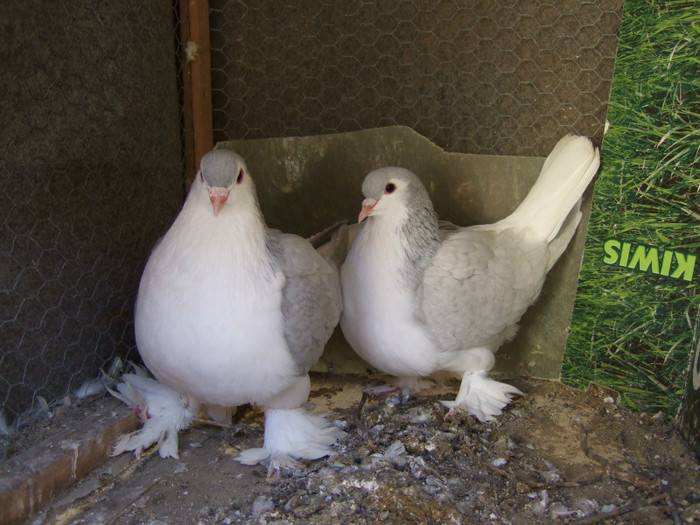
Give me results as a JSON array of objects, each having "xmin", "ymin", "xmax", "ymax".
[{"xmin": 8, "ymin": 374, "xmax": 700, "ymax": 524}]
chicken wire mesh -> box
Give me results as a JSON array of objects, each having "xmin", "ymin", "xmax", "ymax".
[
  {"xmin": 0, "ymin": 1, "xmax": 184, "ymax": 434},
  {"xmin": 209, "ymin": 0, "xmax": 623, "ymax": 156},
  {"xmin": 1, "ymin": 0, "xmax": 625, "ymax": 443}
]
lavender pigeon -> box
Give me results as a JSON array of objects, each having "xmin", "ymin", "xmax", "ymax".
[
  {"xmin": 340, "ymin": 135, "xmax": 600, "ymax": 422},
  {"xmin": 114, "ymin": 149, "xmax": 344, "ymax": 470}
]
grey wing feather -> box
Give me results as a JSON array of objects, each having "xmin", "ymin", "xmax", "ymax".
[
  {"xmin": 421, "ymin": 226, "xmax": 550, "ymax": 353},
  {"xmin": 271, "ymin": 231, "xmax": 342, "ymax": 374}
]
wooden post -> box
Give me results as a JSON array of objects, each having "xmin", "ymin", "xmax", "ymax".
[{"xmin": 180, "ymin": 0, "xmax": 213, "ymax": 185}]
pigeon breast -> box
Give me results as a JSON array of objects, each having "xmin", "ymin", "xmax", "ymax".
[{"xmin": 134, "ymin": 174, "xmax": 300, "ymax": 407}]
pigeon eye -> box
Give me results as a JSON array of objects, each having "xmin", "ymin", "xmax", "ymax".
[
  {"xmin": 236, "ymin": 169, "xmax": 244, "ymax": 184},
  {"xmin": 384, "ymin": 183, "xmax": 396, "ymax": 194}
]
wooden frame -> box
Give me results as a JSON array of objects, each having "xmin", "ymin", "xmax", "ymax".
[{"xmin": 180, "ymin": 0, "xmax": 213, "ymax": 184}]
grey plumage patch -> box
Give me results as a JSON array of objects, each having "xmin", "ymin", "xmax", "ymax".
[
  {"xmin": 399, "ymin": 201, "xmax": 441, "ymax": 286},
  {"xmin": 266, "ymin": 231, "xmax": 283, "ymax": 267},
  {"xmin": 397, "ymin": 174, "xmax": 441, "ymax": 286},
  {"xmin": 272, "ymin": 232, "xmax": 342, "ymax": 375},
  {"xmin": 200, "ymin": 149, "xmax": 246, "ymax": 188}
]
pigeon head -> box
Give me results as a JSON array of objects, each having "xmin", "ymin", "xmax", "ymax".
[
  {"xmin": 198, "ymin": 149, "xmax": 252, "ymax": 216},
  {"xmin": 358, "ymin": 167, "xmax": 434, "ymax": 223},
  {"xmin": 358, "ymin": 167, "xmax": 441, "ymax": 282}
]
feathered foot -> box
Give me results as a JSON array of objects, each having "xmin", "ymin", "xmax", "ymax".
[
  {"xmin": 108, "ymin": 373, "xmax": 197, "ymax": 459},
  {"xmin": 440, "ymin": 370, "xmax": 523, "ymax": 422},
  {"xmin": 236, "ymin": 407, "xmax": 346, "ymax": 476}
]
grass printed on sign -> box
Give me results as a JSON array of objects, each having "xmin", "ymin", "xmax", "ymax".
[{"xmin": 562, "ymin": 0, "xmax": 699, "ymax": 417}]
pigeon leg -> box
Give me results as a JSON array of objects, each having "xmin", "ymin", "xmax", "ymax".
[
  {"xmin": 363, "ymin": 383, "xmax": 402, "ymax": 396},
  {"xmin": 236, "ymin": 375, "xmax": 346, "ymax": 471},
  {"xmin": 199, "ymin": 404, "xmax": 236, "ymax": 426},
  {"xmin": 440, "ymin": 347, "xmax": 523, "ymax": 422},
  {"xmin": 364, "ymin": 376, "xmax": 435, "ymax": 399}
]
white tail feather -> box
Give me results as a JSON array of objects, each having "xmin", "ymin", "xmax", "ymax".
[
  {"xmin": 544, "ymin": 203, "xmax": 582, "ymax": 271},
  {"xmin": 497, "ymin": 135, "xmax": 600, "ymax": 243}
]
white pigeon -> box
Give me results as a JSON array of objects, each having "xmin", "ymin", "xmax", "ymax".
[
  {"xmin": 114, "ymin": 149, "xmax": 345, "ymax": 469},
  {"xmin": 340, "ymin": 135, "xmax": 600, "ymax": 422}
]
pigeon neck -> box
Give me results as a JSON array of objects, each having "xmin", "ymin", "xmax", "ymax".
[
  {"xmin": 399, "ymin": 204, "xmax": 441, "ymax": 285},
  {"xmin": 360, "ymin": 204, "xmax": 440, "ymax": 287},
  {"xmin": 181, "ymin": 182, "xmax": 273, "ymax": 269}
]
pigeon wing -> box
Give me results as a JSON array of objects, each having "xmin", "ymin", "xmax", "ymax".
[
  {"xmin": 271, "ymin": 231, "xmax": 342, "ymax": 374},
  {"xmin": 420, "ymin": 225, "xmax": 550, "ymax": 353}
]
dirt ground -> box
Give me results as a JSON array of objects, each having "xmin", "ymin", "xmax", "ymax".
[{"xmin": 12, "ymin": 374, "xmax": 700, "ymax": 524}]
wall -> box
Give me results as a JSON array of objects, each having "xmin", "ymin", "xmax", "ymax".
[
  {"xmin": 0, "ymin": 1, "xmax": 183, "ymax": 424},
  {"xmin": 209, "ymin": 0, "xmax": 623, "ymax": 157}
]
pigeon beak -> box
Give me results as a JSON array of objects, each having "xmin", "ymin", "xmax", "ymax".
[
  {"xmin": 208, "ymin": 187, "xmax": 230, "ymax": 217},
  {"xmin": 358, "ymin": 198, "xmax": 378, "ymax": 223}
]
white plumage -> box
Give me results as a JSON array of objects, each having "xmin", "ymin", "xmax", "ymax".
[
  {"xmin": 109, "ymin": 369, "xmax": 193, "ymax": 459},
  {"xmin": 340, "ymin": 135, "xmax": 600, "ymax": 422},
  {"xmin": 113, "ymin": 149, "xmax": 344, "ymax": 469}
]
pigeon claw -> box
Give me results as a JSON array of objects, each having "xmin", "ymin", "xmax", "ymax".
[
  {"xmin": 266, "ymin": 464, "xmax": 281, "ymax": 482},
  {"xmin": 443, "ymin": 406, "xmax": 462, "ymax": 421}
]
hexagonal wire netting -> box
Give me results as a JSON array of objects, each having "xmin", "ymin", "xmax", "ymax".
[
  {"xmin": 1, "ymin": 0, "xmax": 184, "ymax": 440},
  {"xmin": 208, "ymin": 0, "xmax": 623, "ymax": 156},
  {"xmin": 1, "ymin": 0, "xmax": 624, "ymax": 446}
]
